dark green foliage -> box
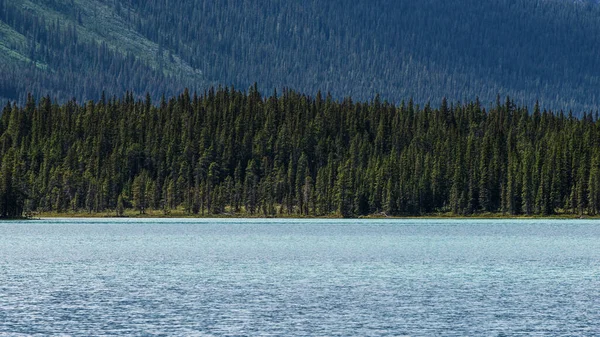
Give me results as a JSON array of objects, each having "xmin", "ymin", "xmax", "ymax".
[
  {"xmin": 0, "ymin": 147, "xmax": 25, "ymax": 217},
  {"xmin": 1, "ymin": 88, "xmax": 600, "ymax": 217},
  {"xmin": 116, "ymin": 193, "xmax": 125, "ymax": 217},
  {"xmin": 2, "ymin": 0, "xmax": 600, "ymax": 113}
]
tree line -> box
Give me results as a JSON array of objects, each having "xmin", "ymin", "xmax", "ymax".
[{"xmin": 1, "ymin": 87, "xmax": 599, "ymax": 218}]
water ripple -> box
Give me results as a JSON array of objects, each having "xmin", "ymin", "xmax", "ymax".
[{"xmin": 0, "ymin": 218, "xmax": 599, "ymax": 336}]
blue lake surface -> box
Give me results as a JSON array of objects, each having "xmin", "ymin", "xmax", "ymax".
[{"xmin": 0, "ymin": 218, "xmax": 599, "ymax": 336}]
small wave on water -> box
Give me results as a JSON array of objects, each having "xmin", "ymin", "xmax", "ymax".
[{"xmin": 0, "ymin": 218, "xmax": 599, "ymax": 336}]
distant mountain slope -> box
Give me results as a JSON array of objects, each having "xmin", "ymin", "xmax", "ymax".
[
  {"xmin": 1, "ymin": 0, "xmax": 600, "ymax": 113},
  {"xmin": 0, "ymin": 0, "xmax": 205, "ymax": 103}
]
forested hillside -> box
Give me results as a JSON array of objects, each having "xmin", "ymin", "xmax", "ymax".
[
  {"xmin": 1, "ymin": 0, "xmax": 600, "ymax": 113},
  {"xmin": 1, "ymin": 89, "xmax": 600, "ymax": 218},
  {"xmin": 0, "ymin": 0, "xmax": 204, "ymax": 103}
]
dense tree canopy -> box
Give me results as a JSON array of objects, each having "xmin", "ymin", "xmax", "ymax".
[
  {"xmin": 1, "ymin": 0, "xmax": 600, "ymax": 113},
  {"xmin": 1, "ymin": 88, "xmax": 599, "ymax": 218}
]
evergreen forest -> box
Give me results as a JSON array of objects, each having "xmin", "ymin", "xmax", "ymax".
[
  {"xmin": 1, "ymin": 88, "xmax": 600, "ymax": 218},
  {"xmin": 2, "ymin": 0, "xmax": 600, "ymax": 113}
]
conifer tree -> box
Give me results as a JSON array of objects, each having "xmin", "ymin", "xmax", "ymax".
[{"xmin": 0, "ymin": 88, "xmax": 599, "ymax": 218}]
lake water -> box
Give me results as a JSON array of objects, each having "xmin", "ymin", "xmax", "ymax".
[{"xmin": 0, "ymin": 218, "xmax": 599, "ymax": 336}]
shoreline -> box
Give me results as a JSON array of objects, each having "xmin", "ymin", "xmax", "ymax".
[{"xmin": 20, "ymin": 210, "xmax": 600, "ymax": 220}]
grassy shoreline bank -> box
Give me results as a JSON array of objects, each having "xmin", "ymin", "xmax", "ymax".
[{"xmin": 24, "ymin": 209, "xmax": 600, "ymax": 220}]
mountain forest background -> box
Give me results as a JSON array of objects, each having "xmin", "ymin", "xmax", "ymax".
[{"xmin": 1, "ymin": 0, "xmax": 600, "ymax": 113}]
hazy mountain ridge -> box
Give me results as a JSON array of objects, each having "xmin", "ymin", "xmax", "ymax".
[{"xmin": 1, "ymin": 0, "xmax": 600, "ymax": 113}]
